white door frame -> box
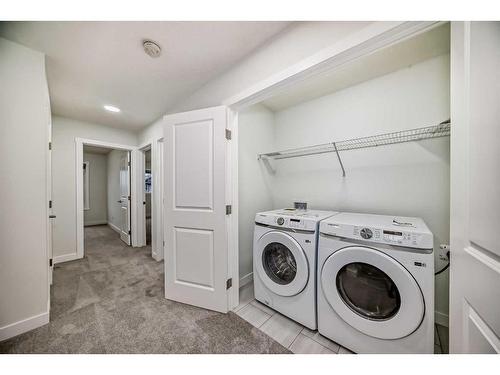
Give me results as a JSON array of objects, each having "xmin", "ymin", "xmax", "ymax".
[
  {"xmin": 221, "ymin": 21, "xmax": 443, "ymax": 310},
  {"xmin": 75, "ymin": 138, "xmax": 138, "ymax": 259},
  {"xmin": 137, "ymin": 138, "xmax": 164, "ymax": 260}
]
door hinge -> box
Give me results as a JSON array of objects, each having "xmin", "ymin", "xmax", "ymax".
[
  {"xmin": 225, "ymin": 129, "xmax": 232, "ymax": 140},
  {"xmin": 128, "ymin": 161, "xmax": 131, "ymax": 167},
  {"xmin": 49, "ymin": 200, "xmax": 52, "ymax": 209},
  {"xmin": 128, "ymin": 230, "xmax": 131, "ymax": 235},
  {"xmin": 226, "ymin": 278, "xmax": 232, "ymax": 290},
  {"xmin": 128, "ymin": 196, "xmax": 131, "ymax": 201},
  {"xmin": 49, "ymin": 258, "xmax": 53, "ymax": 267},
  {"xmin": 163, "ymin": 240, "xmax": 165, "ymax": 247},
  {"xmin": 48, "ymin": 142, "xmax": 52, "ymax": 150},
  {"xmin": 226, "ymin": 205, "xmax": 232, "ymax": 215}
]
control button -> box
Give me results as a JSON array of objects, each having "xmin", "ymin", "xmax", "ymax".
[
  {"xmin": 360, "ymin": 228, "xmax": 373, "ymax": 239},
  {"xmin": 277, "ymin": 217, "xmax": 285, "ymax": 226}
]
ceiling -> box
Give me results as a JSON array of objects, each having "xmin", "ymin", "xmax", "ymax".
[
  {"xmin": 0, "ymin": 21, "xmax": 292, "ymax": 130},
  {"xmin": 262, "ymin": 23, "xmax": 450, "ymax": 111}
]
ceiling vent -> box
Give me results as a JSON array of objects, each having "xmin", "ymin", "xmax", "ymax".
[{"xmin": 143, "ymin": 40, "xmax": 161, "ymax": 58}]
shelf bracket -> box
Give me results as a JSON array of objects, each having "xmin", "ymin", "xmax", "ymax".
[
  {"xmin": 332, "ymin": 142, "xmax": 346, "ymax": 177},
  {"xmin": 259, "ymin": 155, "xmax": 276, "ymax": 174}
]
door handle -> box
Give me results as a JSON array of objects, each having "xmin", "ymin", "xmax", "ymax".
[
  {"xmin": 117, "ymin": 200, "xmax": 122, "ymax": 203},
  {"xmin": 49, "ymin": 215, "xmax": 56, "ymax": 219}
]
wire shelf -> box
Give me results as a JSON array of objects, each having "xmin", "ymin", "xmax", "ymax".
[{"xmin": 258, "ymin": 120, "xmax": 451, "ymax": 176}]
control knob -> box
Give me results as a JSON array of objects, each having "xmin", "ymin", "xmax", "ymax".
[{"xmin": 360, "ymin": 228, "xmax": 373, "ymax": 239}]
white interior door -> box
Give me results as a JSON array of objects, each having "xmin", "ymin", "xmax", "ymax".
[
  {"xmin": 450, "ymin": 21, "xmax": 500, "ymax": 354},
  {"xmin": 119, "ymin": 152, "xmax": 131, "ymax": 245},
  {"xmin": 47, "ymin": 104, "xmax": 53, "ymax": 285},
  {"xmin": 163, "ymin": 106, "xmax": 229, "ymax": 313}
]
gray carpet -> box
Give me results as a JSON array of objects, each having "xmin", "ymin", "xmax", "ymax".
[{"xmin": 0, "ymin": 225, "xmax": 290, "ymax": 354}]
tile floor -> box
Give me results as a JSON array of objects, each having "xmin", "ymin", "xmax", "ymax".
[
  {"xmin": 234, "ymin": 283, "xmax": 351, "ymax": 354},
  {"xmin": 235, "ymin": 283, "xmax": 449, "ymax": 354}
]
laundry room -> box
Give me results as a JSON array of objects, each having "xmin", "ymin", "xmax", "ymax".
[{"xmin": 237, "ymin": 23, "xmax": 451, "ymax": 352}]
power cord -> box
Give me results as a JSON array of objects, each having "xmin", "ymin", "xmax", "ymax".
[{"xmin": 435, "ymin": 249, "xmax": 450, "ymax": 276}]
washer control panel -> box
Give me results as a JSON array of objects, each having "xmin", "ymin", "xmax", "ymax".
[
  {"xmin": 255, "ymin": 213, "xmax": 322, "ymax": 231},
  {"xmin": 274, "ymin": 216, "xmax": 307, "ymax": 230}
]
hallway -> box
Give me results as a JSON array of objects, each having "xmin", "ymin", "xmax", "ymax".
[{"xmin": 0, "ymin": 226, "xmax": 288, "ymax": 353}]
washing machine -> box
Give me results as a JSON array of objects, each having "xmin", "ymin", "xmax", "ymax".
[
  {"xmin": 317, "ymin": 212, "xmax": 434, "ymax": 353},
  {"xmin": 253, "ymin": 209, "xmax": 338, "ymax": 330}
]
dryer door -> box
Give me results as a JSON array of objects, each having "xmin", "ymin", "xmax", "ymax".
[
  {"xmin": 255, "ymin": 231, "xmax": 309, "ymax": 297},
  {"xmin": 321, "ymin": 246, "xmax": 424, "ymax": 339}
]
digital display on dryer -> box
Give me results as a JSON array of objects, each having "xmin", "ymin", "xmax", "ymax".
[{"xmin": 383, "ymin": 230, "xmax": 403, "ymax": 236}]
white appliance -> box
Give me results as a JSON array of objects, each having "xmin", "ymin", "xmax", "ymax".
[
  {"xmin": 253, "ymin": 209, "xmax": 338, "ymax": 329},
  {"xmin": 317, "ymin": 212, "xmax": 434, "ymax": 353}
]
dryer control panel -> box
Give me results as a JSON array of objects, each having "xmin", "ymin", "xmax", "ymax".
[{"xmin": 320, "ymin": 213, "xmax": 433, "ymax": 250}]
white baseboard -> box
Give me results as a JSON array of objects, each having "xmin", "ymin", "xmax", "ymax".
[
  {"xmin": 239, "ymin": 272, "xmax": 253, "ymax": 287},
  {"xmin": 0, "ymin": 311, "xmax": 49, "ymax": 341},
  {"xmin": 54, "ymin": 253, "xmax": 79, "ymax": 264},
  {"xmin": 435, "ymin": 310, "xmax": 449, "ymax": 327},
  {"xmin": 108, "ymin": 222, "xmax": 121, "ymax": 234},
  {"xmin": 152, "ymin": 252, "xmax": 163, "ymax": 262}
]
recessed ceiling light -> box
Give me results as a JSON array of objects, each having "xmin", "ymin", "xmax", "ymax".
[{"xmin": 104, "ymin": 105, "xmax": 120, "ymax": 113}]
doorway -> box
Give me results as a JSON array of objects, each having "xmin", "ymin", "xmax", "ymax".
[
  {"xmin": 137, "ymin": 140, "xmax": 164, "ymax": 261},
  {"xmin": 76, "ymin": 138, "xmax": 136, "ymax": 258},
  {"xmin": 82, "ymin": 144, "xmax": 131, "ymax": 247},
  {"xmin": 144, "ymin": 147, "xmax": 152, "ymax": 246}
]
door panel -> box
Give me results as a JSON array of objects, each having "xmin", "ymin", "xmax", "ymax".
[
  {"xmin": 174, "ymin": 227, "xmax": 214, "ymax": 289},
  {"xmin": 119, "ymin": 152, "xmax": 131, "ymax": 245},
  {"xmin": 174, "ymin": 120, "xmax": 214, "ymax": 210},
  {"xmin": 450, "ymin": 22, "xmax": 500, "ymax": 353},
  {"xmin": 164, "ymin": 106, "xmax": 228, "ymax": 313}
]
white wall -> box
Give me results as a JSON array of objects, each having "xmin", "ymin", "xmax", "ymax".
[
  {"xmin": 83, "ymin": 152, "xmax": 108, "ymax": 226},
  {"xmin": 0, "ymin": 37, "xmax": 50, "ymax": 339},
  {"xmin": 51, "ymin": 116, "xmax": 137, "ymax": 261},
  {"xmin": 255, "ymin": 54, "xmax": 450, "ymax": 321},
  {"xmin": 107, "ymin": 149, "xmax": 128, "ymax": 232},
  {"xmin": 238, "ymin": 104, "xmax": 276, "ymax": 281}
]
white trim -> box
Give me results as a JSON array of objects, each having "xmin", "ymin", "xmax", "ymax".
[
  {"xmin": 435, "ymin": 311, "xmax": 449, "ymax": 327},
  {"xmin": 226, "ymin": 109, "xmax": 239, "ymax": 310},
  {"xmin": 224, "ymin": 21, "xmax": 442, "ymax": 110},
  {"xmin": 136, "ymin": 138, "xmax": 164, "ymax": 260},
  {"xmin": 239, "ymin": 272, "xmax": 253, "ymax": 288},
  {"xmin": 132, "ymin": 148, "xmax": 145, "ymax": 247},
  {"xmin": 0, "ymin": 311, "xmax": 49, "ymax": 341},
  {"xmin": 76, "ymin": 138, "xmax": 137, "ymax": 259},
  {"xmin": 108, "ymin": 221, "xmax": 121, "ymax": 234},
  {"xmin": 54, "ymin": 253, "xmax": 79, "ymax": 264}
]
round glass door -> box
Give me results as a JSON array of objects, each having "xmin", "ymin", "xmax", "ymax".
[
  {"xmin": 262, "ymin": 242, "xmax": 297, "ymax": 285},
  {"xmin": 255, "ymin": 231, "xmax": 309, "ymax": 297},
  {"xmin": 336, "ymin": 262, "xmax": 401, "ymax": 320},
  {"xmin": 321, "ymin": 246, "xmax": 424, "ymax": 339}
]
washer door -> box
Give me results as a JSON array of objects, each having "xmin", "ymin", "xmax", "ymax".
[
  {"xmin": 321, "ymin": 246, "xmax": 424, "ymax": 339},
  {"xmin": 255, "ymin": 231, "xmax": 309, "ymax": 297}
]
